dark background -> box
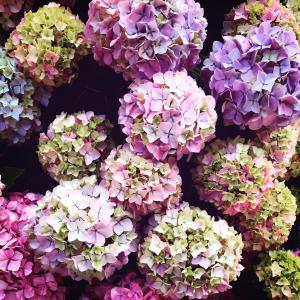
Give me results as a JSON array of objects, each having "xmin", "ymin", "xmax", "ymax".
[{"xmin": 1, "ymin": 0, "xmax": 299, "ymax": 299}]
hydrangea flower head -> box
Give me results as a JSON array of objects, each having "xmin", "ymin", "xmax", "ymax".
[
  {"xmin": 202, "ymin": 22, "xmax": 300, "ymax": 130},
  {"xmin": 38, "ymin": 111, "xmax": 113, "ymax": 182},
  {"xmin": 119, "ymin": 71, "xmax": 217, "ymax": 161},
  {"xmin": 5, "ymin": 2, "xmax": 88, "ymax": 87},
  {"xmin": 84, "ymin": 0, "xmax": 207, "ymax": 81},
  {"xmin": 192, "ymin": 137, "xmax": 276, "ymax": 216},
  {"xmin": 31, "ymin": 176, "xmax": 139, "ymax": 281},
  {"xmin": 0, "ymin": 47, "xmax": 41, "ymax": 144},
  {"xmin": 223, "ymin": 0, "xmax": 300, "ymax": 40},
  {"xmin": 236, "ymin": 181, "xmax": 296, "ymax": 251},
  {"xmin": 138, "ymin": 202, "xmax": 244, "ymax": 299},
  {"xmin": 255, "ymin": 125, "xmax": 299, "ymax": 177},
  {"xmin": 256, "ymin": 250, "xmax": 300, "ymax": 299},
  {"xmin": 100, "ymin": 144, "xmax": 182, "ymax": 217},
  {"xmin": 286, "ymin": 120, "xmax": 300, "ymax": 178}
]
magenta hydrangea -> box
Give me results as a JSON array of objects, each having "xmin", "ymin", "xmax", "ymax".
[
  {"xmin": 223, "ymin": 0, "xmax": 300, "ymax": 40},
  {"xmin": 84, "ymin": 0, "xmax": 207, "ymax": 81},
  {"xmin": 100, "ymin": 144, "xmax": 182, "ymax": 217},
  {"xmin": 202, "ymin": 22, "xmax": 300, "ymax": 130},
  {"xmin": 119, "ymin": 71, "xmax": 217, "ymax": 161},
  {"xmin": 0, "ymin": 192, "xmax": 65, "ymax": 299}
]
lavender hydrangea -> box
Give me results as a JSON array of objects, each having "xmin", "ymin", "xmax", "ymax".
[
  {"xmin": 223, "ymin": 0, "xmax": 300, "ymax": 41},
  {"xmin": 38, "ymin": 111, "xmax": 113, "ymax": 182},
  {"xmin": 119, "ymin": 71, "xmax": 217, "ymax": 161},
  {"xmin": 30, "ymin": 176, "xmax": 139, "ymax": 282},
  {"xmin": 0, "ymin": 47, "xmax": 41, "ymax": 144},
  {"xmin": 235, "ymin": 181, "xmax": 296, "ymax": 251},
  {"xmin": 138, "ymin": 202, "xmax": 244, "ymax": 299},
  {"xmin": 100, "ymin": 144, "xmax": 182, "ymax": 217},
  {"xmin": 192, "ymin": 137, "xmax": 276, "ymax": 216},
  {"xmin": 202, "ymin": 22, "xmax": 300, "ymax": 130},
  {"xmin": 84, "ymin": 0, "xmax": 207, "ymax": 81}
]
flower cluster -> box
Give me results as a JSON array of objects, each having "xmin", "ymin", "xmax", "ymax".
[
  {"xmin": 100, "ymin": 144, "xmax": 182, "ymax": 217},
  {"xmin": 0, "ymin": 47, "xmax": 41, "ymax": 144},
  {"xmin": 119, "ymin": 71, "xmax": 217, "ymax": 161},
  {"xmin": 138, "ymin": 202, "xmax": 244, "ymax": 299},
  {"xmin": 5, "ymin": 2, "xmax": 88, "ymax": 88},
  {"xmin": 256, "ymin": 250, "xmax": 300, "ymax": 299},
  {"xmin": 38, "ymin": 111, "xmax": 113, "ymax": 182},
  {"xmin": 235, "ymin": 181, "xmax": 296, "ymax": 251},
  {"xmin": 84, "ymin": 0, "xmax": 207, "ymax": 81},
  {"xmin": 0, "ymin": 192, "xmax": 65, "ymax": 299},
  {"xmin": 31, "ymin": 176, "xmax": 139, "ymax": 281},
  {"xmin": 0, "ymin": 0, "xmax": 32, "ymax": 31},
  {"xmin": 223, "ymin": 0, "xmax": 300, "ymax": 40},
  {"xmin": 286, "ymin": 122, "xmax": 300, "ymax": 178},
  {"xmin": 202, "ymin": 22, "xmax": 300, "ymax": 130},
  {"xmin": 287, "ymin": 0, "xmax": 300, "ymax": 23},
  {"xmin": 192, "ymin": 137, "xmax": 276, "ymax": 216},
  {"xmin": 255, "ymin": 125, "xmax": 299, "ymax": 177}
]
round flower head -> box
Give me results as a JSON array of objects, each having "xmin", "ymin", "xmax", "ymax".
[
  {"xmin": 5, "ymin": 2, "xmax": 88, "ymax": 88},
  {"xmin": 84, "ymin": 0, "xmax": 207, "ymax": 81},
  {"xmin": 100, "ymin": 144, "xmax": 182, "ymax": 217},
  {"xmin": 0, "ymin": 47, "xmax": 41, "ymax": 144},
  {"xmin": 254, "ymin": 125, "xmax": 299, "ymax": 178},
  {"xmin": 119, "ymin": 71, "xmax": 217, "ymax": 161},
  {"xmin": 202, "ymin": 22, "xmax": 300, "ymax": 130},
  {"xmin": 192, "ymin": 137, "xmax": 276, "ymax": 216},
  {"xmin": 256, "ymin": 250, "xmax": 300, "ymax": 299},
  {"xmin": 138, "ymin": 202, "xmax": 244, "ymax": 299},
  {"xmin": 236, "ymin": 181, "xmax": 296, "ymax": 251},
  {"xmin": 38, "ymin": 111, "xmax": 113, "ymax": 182},
  {"xmin": 287, "ymin": 0, "xmax": 300, "ymax": 24},
  {"xmin": 0, "ymin": 192, "xmax": 65, "ymax": 299},
  {"xmin": 31, "ymin": 176, "xmax": 139, "ymax": 281},
  {"xmin": 0, "ymin": 0, "xmax": 32, "ymax": 31},
  {"xmin": 223, "ymin": 0, "xmax": 300, "ymax": 40}
]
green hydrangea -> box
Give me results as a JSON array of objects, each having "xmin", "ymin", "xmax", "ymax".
[
  {"xmin": 5, "ymin": 2, "xmax": 88, "ymax": 88},
  {"xmin": 138, "ymin": 202, "xmax": 244, "ymax": 299},
  {"xmin": 287, "ymin": 0, "xmax": 300, "ymax": 23},
  {"xmin": 38, "ymin": 111, "xmax": 113, "ymax": 182},
  {"xmin": 256, "ymin": 250, "xmax": 300, "ymax": 299}
]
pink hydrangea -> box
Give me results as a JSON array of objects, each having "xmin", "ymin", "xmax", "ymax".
[
  {"xmin": 119, "ymin": 71, "xmax": 217, "ymax": 161},
  {"xmin": 100, "ymin": 144, "xmax": 182, "ymax": 217},
  {"xmin": 84, "ymin": 0, "xmax": 207, "ymax": 80}
]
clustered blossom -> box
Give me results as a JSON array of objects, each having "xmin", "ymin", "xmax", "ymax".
[
  {"xmin": 119, "ymin": 71, "xmax": 217, "ymax": 161},
  {"xmin": 202, "ymin": 22, "xmax": 300, "ymax": 130},
  {"xmin": 0, "ymin": 0, "xmax": 32, "ymax": 31},
  {"xmin": 235, "ymin": 181, "xmax": 296, "ymax": 251},
  {"xmin": 286, "ymin": 122, "xmax": 300, "ymax": 178},
  {"xmin": 38, "ymin": 111, "xmax": 113, "ymax": 182},
  {"xmin": 100, "ymin": 144, "xmax": 182, "ymax": 217},
  {"xmin": 0, "ymin": 192, "xmax": 65, "ymax": 299},
  {"xmin": 84, "ymin": 0, "xmax": 207, "ymax": 81},
  {"xmin": 31, "ymin": 176, "xmax": 139, "ymax": 281},
  {"xmin": 223, "ymin": 0, "xmax": 300, "ymax": 40},
  {"xmin": 192, "ymin": 137, "xmax": 276, "ymax": 216},
  {"xmin": 82, "ymin": 272, "xmax": 167, "ymax": 300},
  {"xmin": 138, "ymin": 202, "xmax": 244, "ymax": 299},
  {"xmin": 255, "ymin": 125, "xmax": 299, "ymax": 177},
  {"xmin": 5, "ymin": 2, "xmax": 88, "ymax": 88},
  {"xmin": 0, "ymin": 47, "xmax": 41, "ymax": 144},
  {"xmin": 256, "ymin": 250, "xmax": 300, "ymax": 299}
]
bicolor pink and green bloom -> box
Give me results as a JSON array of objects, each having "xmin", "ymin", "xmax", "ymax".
[
  {"xmin": 100, "ymin": 144, "xmax": 182, "ymax": 217},
  {"xmin": 31, "ymin": 176, "xmax": 139, "ymax": 282},
  {"xmin": 5, "ymin": 3, "xmax": 88, "ymax": 88},
  {"xmin": 38, "ymin": 111, "xmax": 113, "ymax": 182},
  {"xmin": 84, "ymin": 0, "xmax": 207, "ymax": 81},
  {"xmin": 119, "ymin": 71, "xmax": 217, "ymax": 161},
  {"xmin": 138, "ymin": 202, "xmax": 244, "ymax": 299},
  {"xmin": 202, "ymin": 22, "xmax": 300, "ymax": 130}
]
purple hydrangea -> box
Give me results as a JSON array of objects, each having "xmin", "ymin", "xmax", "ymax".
[
  {"xmin": 84, "ymin": 0, "xmax": 207, "ymax": 81},
  {"xmin": 202, "ymin": 22, "xmax": 300, "ymax": 130}
]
